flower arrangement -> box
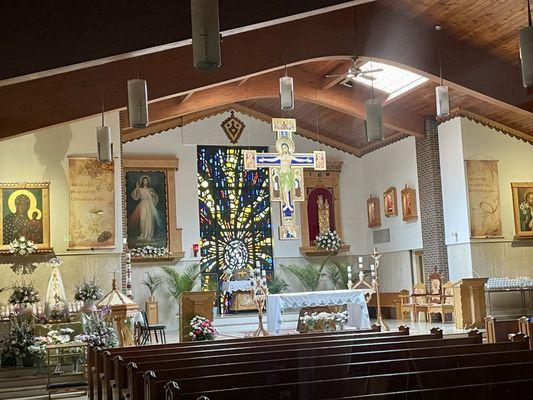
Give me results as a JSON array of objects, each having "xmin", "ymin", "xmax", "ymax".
[
  {"xmin": 74, "ymin": 279, "xmax": 103, "ymax": 302},
  {"xmin": 300, "ymin": 311, "xmax": 348, "ymax": 332},
  {"xmin": 316, "ymin": 230, "xmax": 343, "ymax": 252},
  {"xmin": 75, "ymin": 306, "xmax": 118, "ymax": 349},
  {"xmin": 131, "ymin": 246, "xmax": 170, "ymax": 258},
  {"xmin": 9, "ymin": 283, "xmax": 40, "ymax": 305},
  {"xmin": 5, "ymin": 319, "xmax": 35, "ymax": 357},
  {"xmin": 188, "ymin": 315, "xmax": 218, "ymax": 341},
  {"xmin": 9, "ymin": 236, "xmax": 36, "ymax": 256}
]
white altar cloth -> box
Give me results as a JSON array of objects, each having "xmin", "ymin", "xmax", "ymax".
[
  {"xmin": 221, "ymin": 280, "xmax": 252, "ymax": 292},
  {"xmin": 266, "ymin": 289, "xmax": 371, "ymax": 334}
]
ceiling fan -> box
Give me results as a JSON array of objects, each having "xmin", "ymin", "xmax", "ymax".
[{"xmin": 325, "ymin": 57, "xmax": 383, "ymax": 81}]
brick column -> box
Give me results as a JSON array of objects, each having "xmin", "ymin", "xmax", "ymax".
[{"xmin": 415, "ymin": 119, "xmax": 449, "ymax": 282}]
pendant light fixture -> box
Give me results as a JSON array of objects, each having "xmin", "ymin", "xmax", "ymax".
[
  {"xmin": 435, "ymin": 25, "xmax": 450, "ymax": 117},
  {"xmin": 127, "ymin": 78, "xmax": 149, "ymax": 128},
  {"xmin": 191, "ymin": 0, "xmax": 221, "ymax": 70},
  {"xmin": 519, "ymin": 0, "xmax": 533, "ymax": 87},
  {"xmin": 279, "ymin": 65, "xmax": 295, "ymax": 110},
  {"xmin": 97, "ymin": 89, "xmax": 113, "ymax": 164},
  {"xmin": 365, "ymin": 61, "xmax": 384, "ymax": 142}
]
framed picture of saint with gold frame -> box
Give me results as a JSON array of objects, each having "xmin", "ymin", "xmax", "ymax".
[
  {"xmin": 511, "ymin": 182, "xmax": 533, "ymax": 239},
  {"xmin": 401, "ymin": 185, "xmax": 418, "ymax": 222},
  {"xmin": 383, "ymin": 187, "xmax": 397, "ymax": 217},
  {"xmin": 367, "ymin": 196, "xmax": 381, "ymax": 228},
  {"xmin": 0, "ymin": 182, "xmax": 51, "ymax": 251}
]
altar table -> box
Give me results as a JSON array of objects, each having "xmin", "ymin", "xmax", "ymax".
[{"xmin": 266, "ymin": 289, "xmax": 371, "ymax": 334}]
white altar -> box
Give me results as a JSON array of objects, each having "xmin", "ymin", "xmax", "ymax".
[{"xmin": 266, "ymin": 289, "xmax": 371, "ymax": 334}]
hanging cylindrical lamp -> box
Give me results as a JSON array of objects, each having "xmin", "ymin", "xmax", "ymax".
[
  {"xmin": 97, "ymin": 91, "xmax": 113, "ymax": 164},
  {"xmin": 279, "ymin": 75, "xmax": 294, "ymax": 110},
  {"xmin": 434, "ymin": 25, "xmax": 450, "ymax": 117},
  {"xmin": 191, "ymin": 0, "xmax": 221, "ymax": 70},
  {"xmin": 519, "ymin": 0, "xmax": 533, "ymax": 87},
  {"xmin": 127, "ymin": 79, "xmax": 149, "ymax": 128},
  {"xmin": 365, "ymin": 97, "xmax": 384, "ymax": 142}
]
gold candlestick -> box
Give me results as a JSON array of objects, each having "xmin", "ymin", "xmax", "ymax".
[
  {"xmin": 251, "ymin": 275, "xmax": 269, "ymax": 337},
  {"xmin": 370, "ymin": 247, "xmax": 389, "ymax": 331}
]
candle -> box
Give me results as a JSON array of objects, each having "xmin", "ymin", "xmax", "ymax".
[
  {"xmin": 370, "ymin": 264, "xmax": 375, "ymax": 271},
  {"xmin": 347, "ymin": 265, "xmax": 352, "ymax": 274},
  {"xmin": 249, "ymin": 269, "xmax": 254, "ymax": 278},
  {"xmin": 261, "ymin": 269, "xmax": 266, "ymax": 278}
]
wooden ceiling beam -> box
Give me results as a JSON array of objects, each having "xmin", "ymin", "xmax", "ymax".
[
  {"xmin": 121, "ymin": 67, "xmax": 425, "ymax": 141},
  {"xmin": 231, "ymin": 103, "xmax": 363, "ymax": 157}
]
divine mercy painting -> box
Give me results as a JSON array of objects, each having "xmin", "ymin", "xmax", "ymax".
[
  {"xmin": 125, "ymin": 170, "xmax": 169, "ymax": 249},
  {"xmin": 512, "ymin": 182, "xmax": 533, "ymax": 239},
  {"xmin": 0, "ymin": 182, "xmax": 51, "ymax": 251}
]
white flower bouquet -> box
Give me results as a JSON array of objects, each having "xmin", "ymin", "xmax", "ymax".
[
  {"xmin": 316, "ymin": 230, "xmax": 343, "ymax": 252},
  {"xmin": 74, "ymin": 279, "xmax": 103, "ymax": 302},
  {"xmin": 9, "ymin": 283, "xmax": 40, "ymax": 305},
  {"xmin": 130, "ymin": 245, "xmax": 170, "ymax": 258},
  {"xmin": 9, "ymin": 236, "xmax": 36, "ymax": 256},
  {"xmin": 189, "ymin": 315, "xmax": 218, "ymax": 341}
]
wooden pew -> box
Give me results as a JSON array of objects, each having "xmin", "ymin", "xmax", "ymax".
[
  {"xmin": 90, "ymin": 327, "xmax": 387, "ymax": 400},
  {"xmin": 106, "ymin": 329, "xmax": 415, "ymax": 400},
  {"xmin": 141, "ymin": 345, "xmax": 532, "ymax": 400},
  {"xmin": 327, "ymin": 378, "xmax": 533, "ymax": 399},
  {"xmin": 484, "ymin": 316, "xmax": 522, "ymax": 342},
  {"xmin": 518, "ymin": 316, "xmax": 533, "ymax": 349},
  {"xmin": 165, "ymin": 359, "xmax": 533, "ymax": 400},
  {"xmin": 121, "ymin": 334, "xmax": 482, "ymax": 399}
]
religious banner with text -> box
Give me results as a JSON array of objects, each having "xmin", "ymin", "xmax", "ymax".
[
  {"xmin": 465, "ymin": 160, "xmax": 502, "ymax": 238},
  {"xmin": 68, "ymin": 157, "xmax": 115, "ymax": 249}
]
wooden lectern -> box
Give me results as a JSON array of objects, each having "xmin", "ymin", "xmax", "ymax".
[
  {"xmin": 452, "ymin": 278, "xmax": 488, "ymax": 329},
  {"xmin": 179, "ymin": 291, "xmax": 216, "ymax": 342}
]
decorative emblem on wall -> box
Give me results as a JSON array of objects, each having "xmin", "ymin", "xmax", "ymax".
[{"xmin": 221, "ymin": 111, "xmax": 246, "ymax": 143}]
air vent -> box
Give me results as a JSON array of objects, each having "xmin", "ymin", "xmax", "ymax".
[{"xmin": 373, "ymin": 229, "xmax": 391, "ymax": 244}]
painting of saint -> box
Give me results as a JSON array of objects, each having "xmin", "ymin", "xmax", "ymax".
[
  {"xmin": 0, "ymin": 183, "xmax": 50, "ymax": 251},
  {"xmin": 314, "ymin": 151, "xmax": 326, "ymax": 171},
  {"xmin": 401, "ymin": 186, "xmax": 418, "ymax": 222},
  {"xmin": 511, "ymin": 183, "xmax": 533, "ymax": 238},
  {"xmin": 367, "ymin": 196, "xmax": 381, "ymax": 228},
  {"xmin": 125, "ymin": 171, "xmax": 169, "ymax": 249},
  {"xmin": 383, "ymin": 187, "xmax": 397, "ymax": 217},
  {"xmin": 271, "ymin": 169, "xmax": 281, "ymax": 200},
  {"xmin": 243, "ymin": 150, "xmax": 257, "ymax": 170},
  {"xmin": 293, "ymin": 168, "xmax": 304, "ymax": 201}
]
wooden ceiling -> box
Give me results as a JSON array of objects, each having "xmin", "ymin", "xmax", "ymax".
[
  {"xmin": 379, "ymin": 0, "xmax": 529, "ymax": 65},
  {"xmin": 0, "ymin": 0, "xmax": 531, "ymax": 153}
]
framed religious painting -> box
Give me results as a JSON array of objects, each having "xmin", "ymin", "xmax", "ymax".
[
  {"xmin": 0, "ymin": 182, "xmax": 51, "ymax": 251},
  {"xmin": 383, "ymin": 187, "xmax": 398, "ymax": 217},
  {"xmin": 367, "ymin": 196, "xmax": 381, "ymax": 228},
  {"xmin": 511, "ymin": 182, "xmax": 533, "ymax": 239},
  {"xmin": 401, "ymin": 185, "xmax": 418, "ymax": 222},
  {"xmin": 122, "ymin": 158, "xmax": 183, "ymax": 257}
]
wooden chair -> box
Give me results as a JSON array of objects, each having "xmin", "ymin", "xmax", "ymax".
[
  {"xmin": 399, "ymin": 289, "xmax": 414, "ymax": 322},
  {"xmin": 428, "ymin": 281, "xmax": 454, "ymax": 323},
  {"xmin": 412, "ymin": 283, "xmax": 429, "ymax": 322}
]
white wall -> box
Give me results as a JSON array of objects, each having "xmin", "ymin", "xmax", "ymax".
[
  {"xmin": 0, "ymin": 113, "xmax": 123, "ymax": 303},
  {"xmin": 438, "ymin": 117, "xmax": 533, "ymax": 280}
]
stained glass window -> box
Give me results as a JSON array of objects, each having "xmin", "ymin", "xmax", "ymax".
[{"xmin": 197, "ymin": 146, "xmax": 273, "ymax": 296}]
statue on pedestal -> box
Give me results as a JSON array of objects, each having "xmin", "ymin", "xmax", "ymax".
[{"xmin": 317, "ymin": 194, "xmax": 331, "ymax": 235}]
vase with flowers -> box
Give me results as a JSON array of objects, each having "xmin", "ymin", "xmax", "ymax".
[
  {"xmin": 9, "ymin": 283, "xmax": 40, "ymax": 316},
  {"xmin": 74, "ymin": 278, "xmax": 103, "ymax": 313},
  {"xmin": 188, "ymin": 315, "xmax": 218, "ymax": 342}
]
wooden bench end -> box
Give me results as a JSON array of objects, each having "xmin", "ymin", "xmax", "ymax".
[{"xmin": 165, "ymin": 381, "xmax": 181, "ymax": 400}]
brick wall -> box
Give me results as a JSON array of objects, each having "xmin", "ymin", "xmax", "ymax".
[{"xmin": 416, "ymin": 119, "xmax": 449, "ymax": 282}]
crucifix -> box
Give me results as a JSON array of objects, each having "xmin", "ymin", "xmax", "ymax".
[{"xmin": 244, "ymin": 118, "xmax": 326, "ymax": 240}]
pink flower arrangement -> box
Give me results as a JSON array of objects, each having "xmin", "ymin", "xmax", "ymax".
[{"xmin": 188, "ymin": 315, "xmax": 217, "ymax": 341}]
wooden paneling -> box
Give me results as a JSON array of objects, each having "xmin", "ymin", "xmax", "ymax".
[{"xmin": 379, "ymin": 0, "xmax": 528, "ymax": 64}]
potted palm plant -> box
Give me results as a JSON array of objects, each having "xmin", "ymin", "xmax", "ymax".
[
  {"xmin": 161, "ymin": 264, "xmax": 200, "ymax": 333},
  {"xmin": 142, "ymin": 273, "xmax": 163, "ymax": 324}
]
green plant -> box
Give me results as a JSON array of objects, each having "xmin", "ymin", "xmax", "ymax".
[
  {"xmin": 267, "ymin": 276, "xmax": 289, "ymax": 294},
  {"xmin": 142, "ymin": 273, "xmax": 163, "ymax": 297},
  {"xmin": 161, "ymin": 264, "xmax": 200, "ymax": 301},
  {"xmin": 282, "ymin": 264, "xmax": 322, "ymax": 291},
  {"xmin": 326, "ymin": 263, "xmax": 349, "ymax": 289}
]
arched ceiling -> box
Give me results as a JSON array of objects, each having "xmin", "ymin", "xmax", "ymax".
[{"xmin": 0, "ymin": 0, "xmax": 531, "ymax": 150}]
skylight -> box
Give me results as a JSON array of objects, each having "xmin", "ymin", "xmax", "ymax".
[{"xmin": 353, "ymin": 61, "xmax": 429, "ymax": 100}]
